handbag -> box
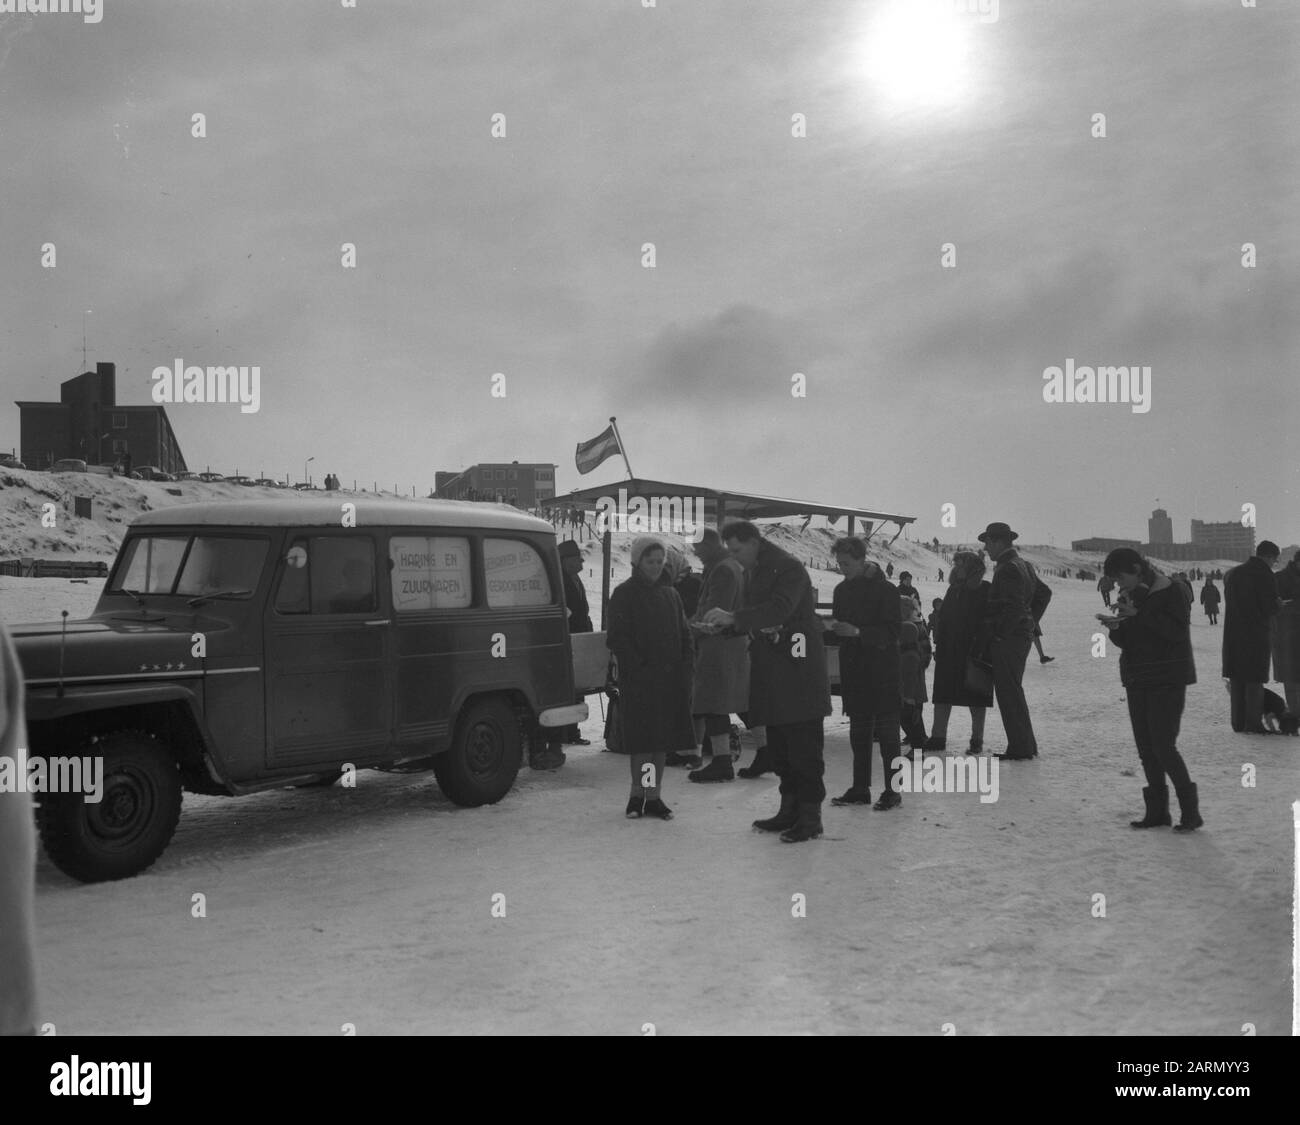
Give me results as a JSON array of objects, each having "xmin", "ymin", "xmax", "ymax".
[
  {"xmin": 602, "ymin": 657, "xmax": 628, "ymax": 753},
  {"xmin": 964, "ymin": 654, "xmax": 994, "ymax": 697}
]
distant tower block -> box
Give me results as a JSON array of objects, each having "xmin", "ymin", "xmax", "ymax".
[{"xmin": 1148, "ymin": 507, "xmax": 1173, "ymax": 546}]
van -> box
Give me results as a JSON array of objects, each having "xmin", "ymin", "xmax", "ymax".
[{"xmin": 12, "ymin": 497, "xmax": 591, "ymax": 882}]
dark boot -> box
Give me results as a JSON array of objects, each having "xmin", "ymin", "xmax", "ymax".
[
  {"xmin": 738, "ymin": 745, "xmax": 774, "ymax": 779},
  {"xmin": 1172, "ymin": 783, "xmax": 1202, "ymax": 832},
  {"xmin": 966, "ymin": 738, "xmax": 983, "ymax": 756},
  {"xmin": 780, "ymin": 803, "xmax": 824, "ymax": 843},
  {"xmin": 872, "ymin": 790, "xmax": 901, "ymax": 811},
  {"xmin": 643, "ymin": 798, "xmax": 673, "ymax": 820},
  {"xmin": 922, "ymin": 736, "xmax": 946, "ymax": 752},
  {"xmin": 625, "ymin": 796, "xmax": 645, "ymax": 819},
  {"xmin": 530, "ymin": 747, "xmax": 566, "ymax": 770},
  {"xmin": 753, "ymin": 793, "xmax": 798, "ymax": 832},
  {"xmin": 1129, "ymin": 785, "xmax": 1171, "ymax": 829},
  {"xmin": 689, "ymin": 756, "xmax": 734, "ymax": 783},
  {"xmin": 830, "ymin": 787, "xmax": 871, "ymax": 806}
]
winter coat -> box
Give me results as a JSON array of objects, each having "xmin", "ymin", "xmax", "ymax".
[
  {"xmin": 606, "ymin": 572, "xmax": 696, "ymax": 755},
  {"xmin": 899, "ymin": 620, "xmax": 929, "ymax": 704},
  {"xmin": 676, "ymin": 572, "xmax": 703, "ymax": 618},
  {"xmin": 0, "ymin": 625, "xmax": 37, "ymax": 1036},
  {"xmin": 1108, "ymin": 574, "xmax": 1196, "ymax": 688},
  {"xmin": 830, "ymin": 572, "xmax": 901, "ymax": 717},
  {"xmin": 1271, "ymin": 603, "xmax": 1300, "ymax": 684},
  {"xmin": 984, "ymin": 548, "xmax": 1036, "ymax": 641},
  {"xmin": 732, "ymin": 540, "xmax": 832, "ymax": 727},
  {"xmin": 690, "ymin": 557, "xmax": 750, "ymax": 714},
  {"xmin": 562, "ymin": 570, "xmax": 593, "ymax": 634},
  {"xmin": 932, "ymin": 578, "xmax": 994, "ymax": 708},
  {"xmin": 1221, "ymin": 556, "xmax": 1279, "ymax": 682},
  {"xmin": 896, "ymin": 581, "xmax": 922, "ymax": 608},
  {"xmin": 1275, "ymin": 561, "xmax": 1300, "ymax": 602},
  {"xmin": 1199, "ymin": 582, "xmax": 1220, "ymax": 613}
]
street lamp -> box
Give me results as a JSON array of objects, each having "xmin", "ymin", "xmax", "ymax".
[{"xmin": 304, "ymin": 456, "xmax": 314, "ymax": 488}]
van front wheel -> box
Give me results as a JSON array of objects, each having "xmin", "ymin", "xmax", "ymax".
[
  {"xmin": 434, "ymin": 698, "xmax": 522, "ymax": 807},
  {"xmin": 37, "ymin": 730, "xmax": 182, "ymax": 883}
]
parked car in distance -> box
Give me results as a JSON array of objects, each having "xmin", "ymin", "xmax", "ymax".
[
  {"xmin": 174, "ymin": 471, "xmax": 201, "ymax": 481},
  {"xmin": 51, "ymin": 458, "xmax": 89, "ymax": 473},
  {"xmin": 198, "ymin": 472, "xmax": 225, "ymax": 482},
  {"xmin": 11, "ymin": 497, "xmax": 596, "ymax": 882},
  {"xmin": 254, "ymin": 478, "xmax": 280, "ymax": 488},
  {"xmin": 292, "ymin": 482, "xmax": 319, "ymax": 491},
  {"xmin": 129, "ymin": 466, "xmax": 176, "ymax": 482},
  {"xmin": 227, "ymin": 475, "xmax": 256, "ymax": 486},
  {"xmin": 0, "ymin": 454, "xmax": 26, "ymax": 470}
]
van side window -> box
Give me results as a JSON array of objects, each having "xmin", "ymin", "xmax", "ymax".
[
  {"xmin": 390, "ymin": 536, "xmax": 472, "ymax": 611},
  {"xmin": 483, "ymin": 538, "xmax": 552, "ymax": 608},
  {"xmin": 274, "ymin": 537, "xmax": 377, "ymax": 615}
]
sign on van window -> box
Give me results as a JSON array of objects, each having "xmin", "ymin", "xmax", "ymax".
[
  {"xmin": 390, "ymin": 536, "xmax": 472, "ymax": 611},
  {"xmin": 483, "ymin": 538, "xmax": 551, "ymax": 608}
]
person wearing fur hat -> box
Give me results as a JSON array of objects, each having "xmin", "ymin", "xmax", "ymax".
[
  {"xmin": 977, "ymin": 522, "xmax": 1040, "ymax": 760},
  {"xmin": 1100, "ymin": 548, "xmax": 1201, "ymax": 831},
  {"xmin": 606, "ymin": 537, "xmax": 697, "ymax": 819}
]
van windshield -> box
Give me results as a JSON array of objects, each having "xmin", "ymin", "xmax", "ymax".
[{"xmin": 109, "ymin": 535, "xmax": 268, "ymax": 598}]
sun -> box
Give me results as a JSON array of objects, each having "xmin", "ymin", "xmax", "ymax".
[{"xmin": 859, "ymin": 3, "xmax": 973, "ymax": 109}]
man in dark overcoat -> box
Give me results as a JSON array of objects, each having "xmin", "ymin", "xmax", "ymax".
[
  {"xmin": 1222, "ymin": 541, "xmax": 1280, "ymax": 732},
  {"xmin": 703, "ymin": 521, "xmax": 832, "ymax": 842},
  {"xmin": 978, "ymin": 521, "xmax": 1039, "ymax": 760}
]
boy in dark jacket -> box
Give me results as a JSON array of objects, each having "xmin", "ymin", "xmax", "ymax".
[{"xmin": 1100, "ymin": 548, "xmax": 1201, "ymax": 832}]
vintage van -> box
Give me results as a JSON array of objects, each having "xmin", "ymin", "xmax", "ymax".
[{"xmin": 13, "ymin": 497, "xmax": 597, "ymax": 882}]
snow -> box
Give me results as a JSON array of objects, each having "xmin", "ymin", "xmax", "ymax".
[{"xmin": 1, "ymin": 487, "xmax": 1293, "ymax": 1034}]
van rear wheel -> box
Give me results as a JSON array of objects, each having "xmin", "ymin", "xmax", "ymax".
[
  {"xmin": 434, "ymin": 698, "xmax": 522, "ymax": 807},
  {"xmin": 36, "ymin": 730, "xmax": 182, "ymax": 883}
]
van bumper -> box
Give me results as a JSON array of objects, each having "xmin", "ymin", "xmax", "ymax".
[{"xmin": 538, "ymin": 703, "xmax": 588, "ymax": 728}]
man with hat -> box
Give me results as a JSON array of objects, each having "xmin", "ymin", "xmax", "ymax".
[
  {"xmin": 977, "ymin": 522, "xmax": 1040, "ymax": 760},
  {"xmin": 532, "ymin": 539, "xmax": 594, "ymax": 769}
]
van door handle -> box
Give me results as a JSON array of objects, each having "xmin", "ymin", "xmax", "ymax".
[{"xmin": 364, "ymin": 619, "xmax": 391, "ymax": 626}]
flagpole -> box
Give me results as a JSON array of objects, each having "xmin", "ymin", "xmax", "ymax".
[{"xmin": 608, "ymin": 416, "xmax": 635, "ymax": 480}]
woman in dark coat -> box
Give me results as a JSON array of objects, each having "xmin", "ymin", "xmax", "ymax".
[
  {"xmin": 925, "ymin": 551, "xmax": 992, "ymax": 755},
  {"xmin": 1100, "ymin": 548, "xmax": 1200, "ymax": 832},
  {"xmin": 1199, "ymin": 578, "xmax": 1220, "ymax": 625},
  {"xmin": 606, "ymin": 536, "xmax": 696, "ymax": 819},
  {"xmin": 825, "ymin": 538, "xmax": 903, "ymax": 810}
]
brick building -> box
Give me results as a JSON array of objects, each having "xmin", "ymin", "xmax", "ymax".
[
  {"xmin": 15, "ymin": 362, "xmax": 187, "ymax": 473},
  {"xmin": 434, "ymin": 462, "xmax": 557, "ymax": 506}
]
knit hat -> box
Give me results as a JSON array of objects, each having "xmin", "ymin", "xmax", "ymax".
[{"xmin": 630, "ymin": 536, "xmax": 666, "ymax": 567}]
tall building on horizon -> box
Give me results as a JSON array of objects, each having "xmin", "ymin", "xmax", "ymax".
[{"xmin": 1148, "ymin": 507, "xmax": 1173, "ymax": 545}]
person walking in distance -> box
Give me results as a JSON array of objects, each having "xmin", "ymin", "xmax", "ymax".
[
  {"xmin": 1222, "ymin": 541, "xmax": 1281, "ymax": 733},
  {"xmin": 1199, "ymin": 576, "xmax": 1220, "ymax": 625},
  {"xmin": 1098, "ymin": 573, "xmax": 1115, "ymax": 609},
  {"xmin": 606, "ymin": 537, "xmax": 696, "ymax": 819},
  {"xmin": 924, "ymin": 551, "xmax": 992, "ymax": 755},
  {"xmin": 1098, "ymin": 549, "xmax": 1201, "ymax": 832},
  {"xmin": 703, "ymin": 521, "xmax": 832, "ymax": 842},
  {"xmin": 824, "ymin": 539, "xmax": 903, "ymax": 810},
  {"xmin": 978, "ymin": 522, "xmax": 1040, "ymax": 760},
  {"xmin": 686, "ymin": 528, "xmax": 750, "ymax": 783}
]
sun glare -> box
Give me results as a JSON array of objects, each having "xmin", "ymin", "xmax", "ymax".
[{"xmin": 860, "ymin": 3, "xmax": 973, "ymax": 110}]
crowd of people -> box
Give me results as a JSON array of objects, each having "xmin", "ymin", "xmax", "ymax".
[{"xmin": 590, "ymin": 522, "xmax": 1300, "ymax": 842}]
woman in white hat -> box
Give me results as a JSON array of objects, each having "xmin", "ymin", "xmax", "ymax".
[{"xmin": 606, "ymin": 537, "xmax": 697, "ymax": 818}]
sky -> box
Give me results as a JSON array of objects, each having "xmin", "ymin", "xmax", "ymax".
[{"xmin": 1, "ymin": 0, "xmax": 1296, "ymax": 548}]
